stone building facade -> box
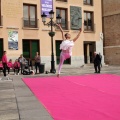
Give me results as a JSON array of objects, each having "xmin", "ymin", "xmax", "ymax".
[
  {"xmin": 0, "ymin": 0, "xmax": 103, "ymax": 70},
  {"xmin": 102, "ymin": 0, "xmax": 120, "ymax": 65}
]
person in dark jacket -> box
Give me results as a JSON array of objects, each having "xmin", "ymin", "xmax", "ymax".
[{"xmin": 94, "ymin": 52, "xmax": 101, "ymax": 73}]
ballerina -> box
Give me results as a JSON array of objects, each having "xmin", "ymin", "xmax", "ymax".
[{"xmin": 56, "ymin": 24, "xmax": 82, "ymax": 77}]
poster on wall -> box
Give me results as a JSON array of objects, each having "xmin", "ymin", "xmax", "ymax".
[
  {"xmin": 70, "ymin": 6, "xmax": 82, "ymax": 30},
  {"xmin": 41, "ymin": 0, "xmax": 53, "ymax": 16},
  {"xmin": 8, "ymin": 31, "xmax": 18, "ymax": 50}
]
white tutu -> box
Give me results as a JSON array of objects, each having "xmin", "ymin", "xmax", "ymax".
[
  {"xmin": 60, "ymin": 40, "xmax": 74, "ymax": 56},
  {"xmin": 60, "ymin": 40, "xmax": 74, "ymax": 50}
]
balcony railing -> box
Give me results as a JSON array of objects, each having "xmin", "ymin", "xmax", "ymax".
[
  {"xmin": 22, "ymin": 18, "xmax": 39, "ymax": 28},
  {"xmin": 0, "ymin": 16, "xmax": 3, "ymax": 26},
  {"xmin": 83, "ymin": 23, "xmax": 96, "ymax": 32}
]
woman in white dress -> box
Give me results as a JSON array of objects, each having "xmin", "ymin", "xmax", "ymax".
[{"xmin": 56, "ymin": 24, "xmax": 82, "ymax": 77}]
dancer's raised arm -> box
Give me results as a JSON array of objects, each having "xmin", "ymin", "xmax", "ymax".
[
  {"xmin": 73, "ymin": 28, "xmax": 82, "ymax": 42},
  {"xmin": 56, "ymin": 24, "xmax": 65, "ymax": 40}
]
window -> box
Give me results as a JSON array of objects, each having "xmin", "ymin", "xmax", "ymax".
[
  {"xmin": 56, "ymin": 8, "xmax": 68, "ymax": 30},
  {"xmin": 84, "ymin": 0, "xmax": 93, "ymax": 5},
  {"xmin": 84, "ymin": 11, "xmax": 94, "ymax": 31},
  {"xmin": 56, "ymin": 0, "xmax": 67, "ymax": 2},
  {"xmin": 23, "ymin": 4, "xmax": 37, "ymax": 28}
]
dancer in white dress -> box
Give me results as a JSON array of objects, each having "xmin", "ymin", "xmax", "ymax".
[{"xmin": 56, "ymin": 24, "xmax": 82, "ymax": 77}]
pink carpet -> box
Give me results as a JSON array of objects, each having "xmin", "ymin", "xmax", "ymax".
[{"xmin": 23, "ymin": 74, "xmax": 120, "ymax": 120}]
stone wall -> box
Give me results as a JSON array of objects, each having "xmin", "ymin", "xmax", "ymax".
[
  {"xmin": 102, "ymin": 0, "xmax": 120, "ymax": 65},
  {"xmin": 104, "ymin": 47, "xmax": 120, "ymax": 65},
  {"xmin": 102, "ymin": 0, "xmax": 120, "ymax": 16},
  {"xmin": 103, "ymin": 14, "xmax": 120, "ymax": 47}
]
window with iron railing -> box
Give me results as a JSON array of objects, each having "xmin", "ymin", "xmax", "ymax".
[
  {"xmin": 23, "ymin": 4, "xmax": 38, "ymax": 28},
  {"xmin": 84, "ymin": 0, "xmax": 93, "ymax": 5},
  {"xmin": 56, "ymin": 0, "xmax": 67, "ymax": 2},
  {"xmin": 56, "ymin": 8, "xmax": 68, "ymax": 30},
  {"xmin": 84, "ymin": 11, "xmax": 94, "ymax": 31}
]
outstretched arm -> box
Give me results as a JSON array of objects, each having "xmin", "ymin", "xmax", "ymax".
[
  {"xmin": 73, "ymin": 28, "xmax": 82, "ymax": 42},
  {"xmin": 56, "ymin": 24, "xmax": 65, "ymax": 40}
]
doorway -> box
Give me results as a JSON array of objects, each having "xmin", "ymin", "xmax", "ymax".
[
  {"xmin": 22, "ymin": 40, "xmax": 40, "ymax": 60},
  {"xmin": 84, "ymin": 41, "xmax": 95, "ymax": 64},
  {"xmin": 0, "ymin": 39, "xmax": 3, "ymax": 59}
]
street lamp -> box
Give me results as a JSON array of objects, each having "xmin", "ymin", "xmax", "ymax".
[{"xmin": 41, "ymin": 10, "xmax": 62, "ymax": 73}]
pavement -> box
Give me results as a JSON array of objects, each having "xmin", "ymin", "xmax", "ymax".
[{"xmin": 0, "ymin": 64, "xmax": 120, "ymax": 120}]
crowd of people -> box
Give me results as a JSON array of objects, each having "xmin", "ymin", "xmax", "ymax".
[
  {"xmin": 0, "ymin": 50, "xmax": 102, "ymax": 77},
  {"xmin": 0, "ymin": 51, "xmax": 41, "ymax": 77}
]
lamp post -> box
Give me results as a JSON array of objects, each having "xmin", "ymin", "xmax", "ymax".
[{"xmin": 41, "ymin": 10, "xmax": 62, "ymax": 73}]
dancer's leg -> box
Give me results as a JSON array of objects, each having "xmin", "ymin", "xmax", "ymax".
[
  {"xmin": 57, "ymin": 52, "xmax": 65, "ymax": 77},
  {"xmin": 57, "ymin": 52, "xmax": 70, "ymax": 77}
]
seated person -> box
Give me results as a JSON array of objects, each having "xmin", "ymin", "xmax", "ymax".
[
  {"xmin": 7, "ymin": 59, "xmax": 13, "ymax": 75},
  {"xmin": 13, "ymin": 59, "xmax": 20, "ymax": 75},
  {"xmin": 0, "ymin": 60, "xmax": 3, "ymax": 71}
]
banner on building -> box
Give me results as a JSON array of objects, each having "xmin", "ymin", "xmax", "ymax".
[
  {"xmin": 41, "ymin": 0, "xmax": 53, "ymax": 16},
  {"xmin": 8, "ymin": 31, "xmax": 18, "ymax": 50}
]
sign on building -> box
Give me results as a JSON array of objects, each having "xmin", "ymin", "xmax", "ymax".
[
  {"xmin": 41, "ymin": 0, "xmax": 53, "ymax": 16},
  {"xmin": 8, "ymin": 31, "xmax": 18, "ymax": 50}
]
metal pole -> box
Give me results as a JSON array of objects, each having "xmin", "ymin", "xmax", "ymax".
[{"xmin": 50, "ymin": 18, "xmax": 56, "ymax": 73}]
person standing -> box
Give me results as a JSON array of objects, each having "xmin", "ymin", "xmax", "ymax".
[
  {"xmin": 2, "ymin": 51, "xmax": 8, "ymax": 76},
  {"xmin": 18, "ymin": 54, "xmax": 27, "ymax": 74},
  {"xmin": 34, "ymin": 52, "xmax": 41, "ymax": 74},
  {"xmin": 56, "ymin": 24, "xmax": 82, "ymax": 77},
  {"xmin": 94, "ymin": 52, "xmax": 101, "ymax": 73}
]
